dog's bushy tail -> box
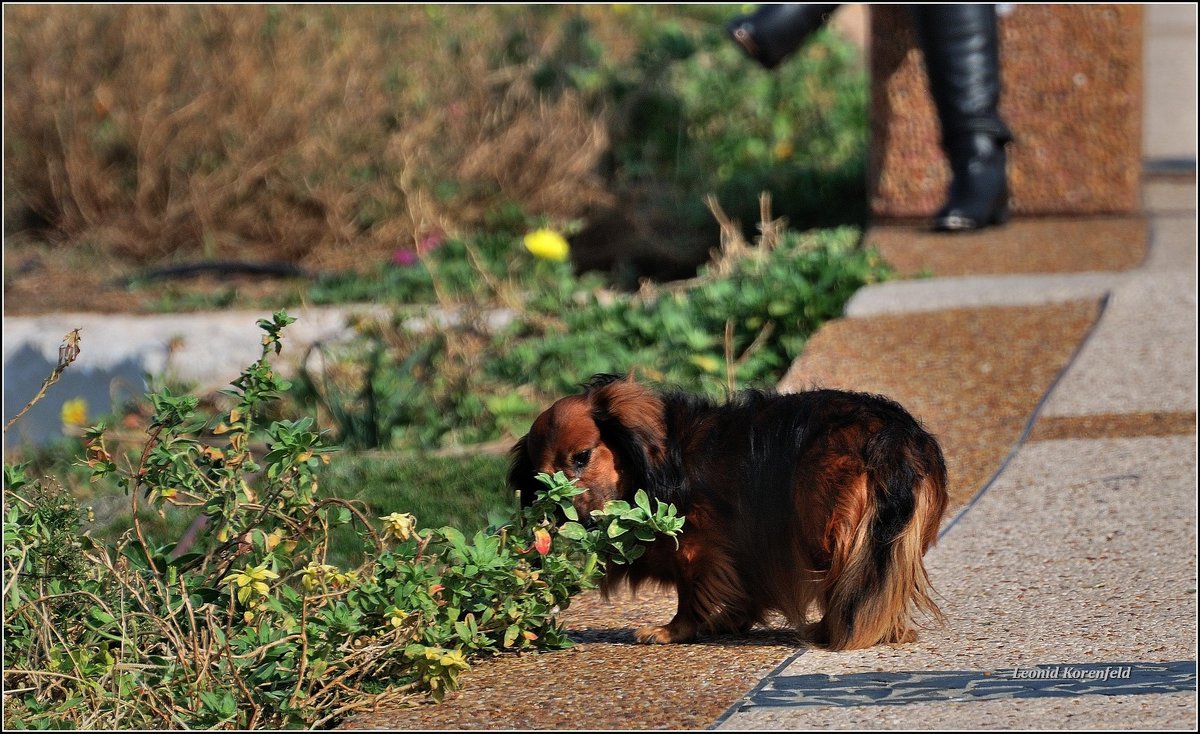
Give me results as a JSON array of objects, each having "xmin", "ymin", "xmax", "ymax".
[{"xmin": 821, "ymin": 420, "xmax": 949, "ymax": 650}]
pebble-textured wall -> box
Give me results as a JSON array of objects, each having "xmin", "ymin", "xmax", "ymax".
[{"xmin": 868, "ymin": 5, "xmax": 1143, "ymax": 218}]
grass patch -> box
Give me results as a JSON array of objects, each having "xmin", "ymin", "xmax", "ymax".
[{"xmin": 320, "ymin": 453, "xmax": 514, "ymax": 536}]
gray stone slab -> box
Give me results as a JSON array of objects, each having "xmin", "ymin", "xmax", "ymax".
[
  {"xmin": 1040, "ymin": 271, "xmax": 1197, "ymax": 417},
  {"xmin": 717, "ymin": 436, "xmax": 1197, "ymax": 729},
  {"xmin": 843, "ymin": 273, "xmax": 1122, "ymax": 318},
  {"xmin": 2, "ymin": 303, "xmax": 518, "ymax": 448},
  {"xmin": 745, "ymin": 662, "xmax": 1195, "ymax": 707},
  {"xmin": 1143, "ymin": 214, "xmax": 1198, "ymax": 274},
  {"xmin": 2, "ymin": 306, "xmax": 383, "ymax": 387},
  {"xmin": 3, "ymin": 305, "xmax": 383, "ymax": 448}
]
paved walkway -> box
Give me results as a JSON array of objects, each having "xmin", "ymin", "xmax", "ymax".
[
  {"xmin": 714, "ymin": 10, "xmax": 1198, "ymax": 724},
  {"xmin": 713, "ymin": 175, "xmax": 1197, "ymax": 729}
]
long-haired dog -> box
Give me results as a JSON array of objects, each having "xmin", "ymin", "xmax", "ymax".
[{"xmin": 508, "ymin": 373, "xmax": 949, "ymax": 650}]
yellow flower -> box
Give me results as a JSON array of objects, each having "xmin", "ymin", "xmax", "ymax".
[
  {"xmin": 223, "ymin": 562, "xmax": 279, "ymax": 604},
  {"xmin": 332, "ymin": 569, "xmax": 360, "ymax": 589},
  {"xmin": 385, "ymin": 606, "xmax": 409, "ymax": 629},
  {"xmin": 424, "ymin": 646, "xmax": 469, "ymax": 672},
  {"xmin": 61, "ymin": 398, "xmax": 88, "ymax": 428},
  {"xmin": 301, "ymin": 562, "xmax": 338, "ymax": 592},
  {"xmin": 381, "ymin": 512, "xmax": 417, "ymax": 542},
  {"xmin": 438, "ymin": 648, "xmax": 469, "ymax": 671},
  {"xmin": 522, "ymin": 228, "xmax": 570, "ymax": 262}
]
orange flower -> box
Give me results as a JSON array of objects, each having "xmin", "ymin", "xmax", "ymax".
[{"xmin": 533, "ymin": 528, "xmax": 552, "ymax": 556}]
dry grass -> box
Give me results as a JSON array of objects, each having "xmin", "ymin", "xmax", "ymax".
[{"xmin": 3, "ymin": 5, "xmax": 611, "ymax": 271}]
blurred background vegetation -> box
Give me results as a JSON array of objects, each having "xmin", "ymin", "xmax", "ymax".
[
  {"xmin": 4, "ymin": 4, "xmax": 867, "ymax": 299},
  {"xmin": 5, "ymin": 4, "xmax": 880, "ymax": 541}
]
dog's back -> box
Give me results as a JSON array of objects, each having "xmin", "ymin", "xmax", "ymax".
[{"xmin": 658, "ymin": 388, "xmax": 949, "ymax": 648}]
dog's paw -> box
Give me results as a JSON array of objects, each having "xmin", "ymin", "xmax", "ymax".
[
  {"xmin": 635, "ymin": 625, "xmax": 676, "ymax": 644},
  {"xmin": 635, "ymin": 622, "xmax": 697, "ymax": 644},
  {"xmin": 885, "ymin": 627, "xmax": 918, "ymax": 645}
]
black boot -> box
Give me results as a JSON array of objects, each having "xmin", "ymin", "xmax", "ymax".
[
  {"xmin": 911, "ymin": 5, "xmax": 1013, "ymax": 231},
  {"xmin": 936, "ymin": 132, "xmax": 1009, "ymax": 230},
  {"xmin": 726, "ymin": 4, "xmax": 841, "ymax": 70}
]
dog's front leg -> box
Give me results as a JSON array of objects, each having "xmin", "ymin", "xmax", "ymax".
[{"xmin": 635, "ymin": 579, "xmax": 700, "ymax": 644}]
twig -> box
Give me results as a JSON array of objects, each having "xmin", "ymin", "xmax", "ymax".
[
  {"xmin": 219, "ymin": 596, "xmax": 261, "ymax": 729},
  {"xmin": 3, "ymin": 668, "xmax": 92, "ymax": 684},
  {"xmin": 4, "ymin": 329, "xmax": 81, "ymax": 434},
  {"xmin": 734, "ymin": 320, "xmax": 777, "ymax": 371},
  {"xmin": 312, "ymin": 684, "xmax": 420, "ymax": 729},
  {"xmin": 130, "ymin": 423, "xmax": 165, "ymax": 575},
  {"xmin": 3, "ymin": 548, "xmax": 29, "ymax": 599},
  {"xmin": 288, "ymin": 597, "xmax": 310, "ymax": 710}
]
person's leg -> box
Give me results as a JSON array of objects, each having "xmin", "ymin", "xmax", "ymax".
[
  {"xmin": 911, "ymin": 4, "xmax": 1013, "ymax": 231},
  {"xmin": 726, "ymin": 4, "xmax": 841, "ymax": 70}
]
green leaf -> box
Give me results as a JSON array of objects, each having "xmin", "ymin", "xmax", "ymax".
[
  {"xmin": 557, "ymin": 522, "xmax": 587, "ymax": 541},
  {"xmin": 633, "ymin": 489, "xmax": 652, "ymax": 515},
  {"xmin": 440, "ymin": 526, "xmax": 466, "ymax": 548},
  {"xmin": 89, "ymin": 608, "xmax": 116, "ymax": 626}
]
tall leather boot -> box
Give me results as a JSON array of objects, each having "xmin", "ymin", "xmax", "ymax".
[
  {"xmin": 726, "ymin": 4, "xmax": 841, "ymax": 70},
  {"xmin": 911, "ymin": 5, "xmax": 1013, "ymax": 231}
]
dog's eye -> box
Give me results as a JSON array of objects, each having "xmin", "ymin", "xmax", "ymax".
[{"xmin": 571, "ymin": 449, "xmax": 593, "ymax": 468}]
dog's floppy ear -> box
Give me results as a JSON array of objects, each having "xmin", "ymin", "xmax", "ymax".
[
  {"xmin": 587, "ymin": 378, "xmax": 668, "ymax": 496},
  {"xmin": 507, "ymin": 435, "xmax": 543, "ymax": 508}
]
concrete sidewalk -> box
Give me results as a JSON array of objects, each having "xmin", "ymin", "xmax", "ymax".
[
  {"xmin": 716, "ymin": 9, "xmax": 1196, "ymax": 724},
  {"xmin": 713, "ymin": 173, "xmax": 1197, "ymax": 729}
]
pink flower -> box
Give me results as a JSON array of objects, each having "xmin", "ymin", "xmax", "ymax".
[
  {"xmin": 392, "ymin": 248, "xmax": 419, "ymax": 267},
  {"xmin": 417, "ymin": 229, "xmax": 445, "ymax": 254}
]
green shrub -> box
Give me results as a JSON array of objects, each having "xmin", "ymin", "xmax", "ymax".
[
  {"xmin": 3, "ymin": 315, "xmax": 684, "ymax": 729},
  {"xmin": 298, "ymin": 215, "xmax": 889, "ymax": 452}
]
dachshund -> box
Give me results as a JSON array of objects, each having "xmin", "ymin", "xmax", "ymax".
[{"xmin": 508, "ymin": 373, "xmax": 949, "ymax": 650}]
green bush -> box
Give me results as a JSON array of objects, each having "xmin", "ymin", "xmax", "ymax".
[{"xmin": 3, "ymin": 316, "xmax": 684, "ymax": 729}]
